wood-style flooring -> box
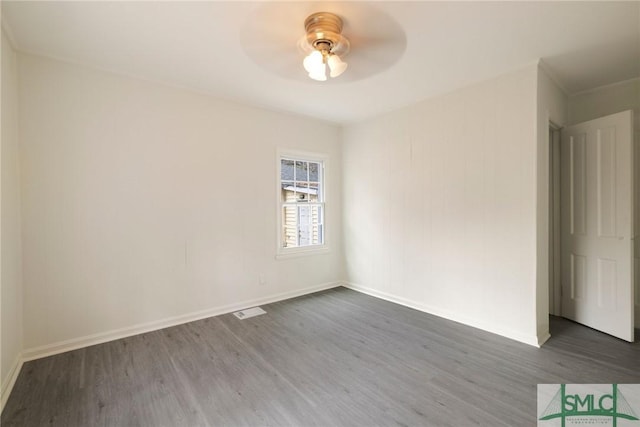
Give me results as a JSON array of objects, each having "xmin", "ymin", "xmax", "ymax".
[{"xmin": 2, "ymin": 287, "xmax": 639, "ymax": 426}]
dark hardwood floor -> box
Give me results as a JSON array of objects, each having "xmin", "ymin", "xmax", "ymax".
[{"xmin": 2, "ymin": 287, "xmax": 639, "ymax": 426}]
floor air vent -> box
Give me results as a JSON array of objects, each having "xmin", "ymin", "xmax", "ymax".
[{"xmin": 233, "ymin": 307, "xmax": 266, "ymax": 319}]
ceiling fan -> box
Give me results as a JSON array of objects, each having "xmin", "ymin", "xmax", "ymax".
[
  {"xmin": 300, "ymin": 12, "xmax": 350, "ymax": 81},
  {"xmin": 240, "ymin": 3, "xmax": 407, "ymax": 83}
]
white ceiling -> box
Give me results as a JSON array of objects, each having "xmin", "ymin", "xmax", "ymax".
[{"xmin": 3, "ymin": 1, "xmax": 639, "ymax": 124}]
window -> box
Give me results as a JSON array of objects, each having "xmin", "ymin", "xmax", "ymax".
[{"xmin": 278, "ymin": 153, "xmax": 325, "ymax": 254}]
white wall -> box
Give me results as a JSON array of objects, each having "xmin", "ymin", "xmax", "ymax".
[
  {"xmin": 343, "ymin": 65, "xmax": 540, "ymax": 346},
  {"xmin": 567, "ymin": 79, "xmax": 640, "ymax": 328},
  {"xmin": 18, "ymin": 54, "xmax": 344, "ymax": 353},
  {"xmin": 535, "ymin": 65, "xmax": 567, "ymax": 343},
  {"xmin": 1, "ymin": 28, "xmax": 24, "ymax": 408}
]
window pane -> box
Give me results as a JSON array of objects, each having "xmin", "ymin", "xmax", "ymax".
[
  {"xmin": 281, "ymin": 159, "xmax": 294, "ymax": 181},
  {"xmin": 308, "ymin": 183, "xmax": 319, "ymax": 202},
  {"xmin": 298, "ymin": 205, "xmax": 311, "ymax": 246},
  {"xmin": 294, "ymin": 182, "xmax": 309, "ymax": 202},
  {"xmin": 295, "ymin": 161, "xmax": 308, "ymax": 182},
  {"xmin": 311, "ymin": 205, "xmax": 323, "ymax": 245},
  {"xmin": 281, "ymin": 181, "xmax": 295, "ymax": 203},
  {"xmin": 282, "ymin": 205, "xmax": 298, "ymax": 248},
  {"xmin": 309, "ymin": 162, "xmax": 320, "ymax": 182}
]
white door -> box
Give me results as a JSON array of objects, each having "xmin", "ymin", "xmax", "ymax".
[
  {"xmin": 298, "ymin": 205, "xmax": 310, "ymax": 246},
  {"xmin": 560, "ymin": 110, "xmax": 635, "ymax": 342}
]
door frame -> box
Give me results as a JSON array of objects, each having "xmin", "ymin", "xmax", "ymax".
[{"xmin": 549, "ymin": 122, "xmax": 562, "ymax": 317}]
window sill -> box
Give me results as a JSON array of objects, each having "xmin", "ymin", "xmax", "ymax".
[{"xmin": 276, "ymin": 246, "xmax": 330, "ymax": 260}]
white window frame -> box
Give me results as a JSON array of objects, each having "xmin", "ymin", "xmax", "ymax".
[{"xmin": 276, "ymin": 149, "xmax": 329, "ymax": 259}]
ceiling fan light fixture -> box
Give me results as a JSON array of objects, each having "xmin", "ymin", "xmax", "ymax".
[
  {"xmin": 327, "ymin": 54, "xmax": 347, "ymax": 78},
  {"xmin": 303, "ymin": 50, "xmax": 323, "ymax": 73},
  {"xmin": 302, "ymin": 12, "xmax": 349, "ymax": 81},
  {"xmin": 308, "ymin": 67, "xmax": 327, "ymax": 81}
]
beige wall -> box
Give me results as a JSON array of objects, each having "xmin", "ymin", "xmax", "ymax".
[
  {"xmin": 18, "ymin": 54, "xmax": 344, "ymax": 353},
  {"xmin": 1, "ymin": 29, "xmax": 24, "ymax": 408},
  {"xmin": 343, "ymin": 65, "xmax": 540, "ymax": 346},
  {"xmin": 568, "ymin": 78, "xmax": 640, "ymax": 328}
]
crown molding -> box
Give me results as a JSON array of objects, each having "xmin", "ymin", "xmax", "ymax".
[{"xmin": 569, "ymin": 76, "xmax": 640, "ymax": 98}]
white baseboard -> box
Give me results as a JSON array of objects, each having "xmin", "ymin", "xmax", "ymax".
[
  {"xmin": 343, "ymin": 282, "xmax": 541, "ymax": 348},
  {"xmin": 1, "ymin": 355, "xmax": 23, "ymax": 413},
  {"xmin": 22, "ymin": 281, "xmax": 342, "ymax": 362},
  {"xmin": 537, "ymin": 331, "xmax": 551, "ymax": 347}
]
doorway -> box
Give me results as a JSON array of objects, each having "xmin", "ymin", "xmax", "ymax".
[{"xmin": 548, "ymin": 111, "xmax": 635, "ymax": 342}]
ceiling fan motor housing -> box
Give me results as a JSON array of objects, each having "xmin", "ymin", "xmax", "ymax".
[{"xmin": 305, "ymin": 12, "xmax": 344, "ymax": 53}]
